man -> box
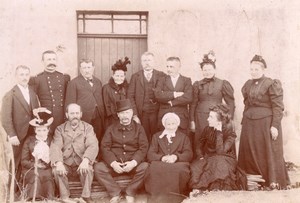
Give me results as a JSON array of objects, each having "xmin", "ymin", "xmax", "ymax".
[
  {"xmin": 50, "ymin": 103, "xmax": 98, "ymax": 203},
  {"xmin": 127, "ymin": 52, "xmax": 165, "ymax": 141},
  {"xmin": 65, "ymin": 59, "xmax": 105, "ymax": 145},
  {"xmin": 94, "ymin": 99, "xmax": 149, "ymax": 203},
  {"xmin": 154, "ymin": 57, "xmax": 193, "ymax": 134},
  {"xmin": 1, "ymin": 65, "xmax": 40, "ymax": 180},
  {"xmin": 29, "ymin": 50, "xmax": 70, "ymax": 137}
]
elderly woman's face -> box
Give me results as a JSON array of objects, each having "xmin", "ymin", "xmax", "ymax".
[
  {"xmin": 202, "ymin": 64, "xmax": 216, "ymax": 79},
  {"xmin": 112, "ymin": 70, "xmax": 126, "ymax": 85},
  {"xmin": 250, "ymin": 62, "xmax": 265, "ymax": 79},
  {"xmin": 164, "ymin": 118, "xmax": 178, "ymax": 131}
]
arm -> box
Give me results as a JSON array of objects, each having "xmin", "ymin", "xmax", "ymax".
[
  {"xmin": 49, "ymin": 126, "xmax": 64, "ymax": 165},
  {"xmin": 268, "ymin": 79, "xmax": 284, "ymax": 130},
  {"xmin": 174, "ymin": 135, "xmax": 193, "ymax": 162},
  {"xmin": 190, "ymin": 82, "xmax": 199, "ymax": 122},
  {"xmin": 82, "ymin": 124, "xmax": 99, "ymax": 163},
  {"xmin": 195, "ymin": 127, "xmax": 208, "ymax": 159},
  {"xmin": 216, "ymin": 128, "xmax": 236, "ymax": 154},
  {"xmin": 222, "ymin": 80, "xmax": 235, "ymax": 118},
  {"xmin": 21, "ymin": 137, "xmax": 34, "ymax": 169},
  {"xmin": 154, "ymin": 77, "xmax": 175, "ymax": 103},
  {"xmin": 147, "ymin": 134, "xmax": 164, "ymax": 162},
  {"xmin": 101, "ymin": 127, "xmax": 118, "ymax": 165},
  {"xmin": 131, "ymin": 125, "xmax": 149, "ymax": 164},
  {"xmin": 1, "ymin": 92, "xmax": 17, "ymax": 137},
  {"xmin": 64, "ymin": 80, "xmax": 77, "ymax": 107},
  {"xmin": 171, "ymin": 77, "xmax": 193, "ymax": 106},
  {"xmin": 127, "ymin": 74, "xmax": 139, "ymax": 116},
  {"xmin": 102, "ymin": 85, "xmax": 113, "ymax": 118}
]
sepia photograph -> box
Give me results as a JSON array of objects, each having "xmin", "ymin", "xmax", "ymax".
[{"xmin": 0, "ymin": 0, "xmax": 299, "ymax": 202}]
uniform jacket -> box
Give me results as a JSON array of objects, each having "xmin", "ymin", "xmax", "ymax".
[
  {"xmin": 29, "ymin": 71, "xmax": 70, "ymax": 129},
  {"xmin": 101, "ymin": 121, "xmax": 149, "ymax": 165},
  {"xmin": 127, "ymin": 69, "xmax": 166, "ymax": 117},
  {"xmin": 154, "ymin": 75, "xmax": 193, "ymax": 130},
  {"xmin": 65, "ymin": 74, "xmax": 105, "ymax": 124},
  {"xmin": 147, "ymin": 131, "xmax": 193, "ymax": 162},
  {"xmin": 50, "ymin": 121, "xmax": 99, "ymax": 166},
  {"xmin": 1, "ymin": 85, "xmax": 39, "ymax": 141}
]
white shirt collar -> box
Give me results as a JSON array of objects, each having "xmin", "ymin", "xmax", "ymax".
[{"xmin": 17, "ymin": 84, "xmax": 30, "ymax": 104}]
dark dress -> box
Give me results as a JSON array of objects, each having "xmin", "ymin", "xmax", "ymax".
[
  {"xmin": 102, "ymin": 77, "xmax": 128, "ymax": 128},
  {"xmin": 145, "ymin": 131, "xmax": 193, "ymax": 196},
  {"xmin": 238, "ymin": 76, "xmax": 290, "ymax": 188},
  {"xmin": 21, "ymin": 136, "xmax": 55, "ymax": 199},
  {"xmin": 190, "ymin": 77, "xmax": 235, "ymax": 148},
  {"xmin": 189, "ymin": 126, "xmax": 243, "ymax": 191}
]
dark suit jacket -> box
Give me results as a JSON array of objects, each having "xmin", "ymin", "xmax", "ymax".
[
  {"xmin": 154, "ymin": 75, "xmax": 193, "ymax": 130},
  {"xmin": 127, "ymin": 69, "xmax": 166, "ymax": 117},
  {"xmin": 1, "ymin": 85, "xmax": 40, "ymax": 141},
  {"xmin": 65, "ymin": 74, "xmax": 105, "ymax": 124}
]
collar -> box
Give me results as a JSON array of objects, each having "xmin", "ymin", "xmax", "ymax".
[
  {"xmin": 65, "ymin": 120, "xmax": 85, "ymax": 132},
  {"xmin": 170, "ymin": 74, "xmax": 180, "ymax": 80},
  {"xmin": 82, "ymin": 75, "xmax": 93, "ymax": 82},
  {"xmin": 108, "ymin": 77, "xmax": 128, "ymax": 90},
  {"xmin": 17, "ymin": 84, "xmax": 29, "ymax": 91},
  {"xmin": 143, "ymin": 69, "xmax": 153, "ymax": 75},
  {"xmin": 252, "ymin": 75, "xmax": 265, "ymax": 83},
  {"xmin": 117, "ymin": 122, "xmax": 134, "ymax": 131}
]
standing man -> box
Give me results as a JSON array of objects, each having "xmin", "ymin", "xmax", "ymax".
[
  {"xmin": 94, "ymin": 99, "xmax": 149, "ymax": 203},
  {"xmin": 65, "ymin": 59, "xmax": 105, "ymax": 145},
  {"xmin": 154, "ymin": 57, "xmax": 193, "ymax": 134},
  {"xmin": 1, "ymin": 65, "xmax": 40, "ymax": 180},
  {"xmin": 127, "ymin": 52, "xmax": 165, "ymax": 141},
  {"xmin": 50, "ymin": 103, "xmax": 98, "ymax": 203},
  {"xmin": 29, "ymin": 50, "xmax": 70, "ymax": 137}
]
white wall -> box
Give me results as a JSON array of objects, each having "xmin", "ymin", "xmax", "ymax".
[{"xmin": 0, "ymin": 0, "xmax": 299, "ymax": 163}]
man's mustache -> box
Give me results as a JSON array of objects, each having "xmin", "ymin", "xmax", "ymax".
[{"xmin": 47, "ymin": 63, "xmax": 56, "ymax": 67}]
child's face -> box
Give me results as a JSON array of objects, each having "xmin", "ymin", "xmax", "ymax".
[{"xmin": 35, "ymin": 126, "xmax": 49, "ymax": 138}]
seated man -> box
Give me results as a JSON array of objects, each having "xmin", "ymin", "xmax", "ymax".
[
  {"xmin": 50, "ymin": 103, "xmax": 99, "ymax": 203},
  {"xmin": 94, "ymin": 99, "xmax": 149, "ymax": 203}
]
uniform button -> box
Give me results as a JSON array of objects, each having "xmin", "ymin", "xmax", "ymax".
[
  {"xmin": 56, "ymin": 76, "xmax": 59, "ymax": 78},
  {"xmin": 47, "ymin": 76, "xmax": 50, "ymax": 79},
  {"xmin": 50, "ymin": 90, "xmax": 53, "ymax": 93},
  {"xmin": 49, "ymin": 86, "xmax": 52, "ymax": 88},
  {"xmin": 58, "ymin": 80, "xmax": 61, "ymax": 82},
  {"xmin": 123, "ymin": 152, "xmax": 126, "ymax": 155},
  {"xmin": 123, "ymin": 135, "xmax": 125, "ymax": 138},
  {"xmin": 48, "ymin": 81, "xmax": 51, "ymax": 83},
  {"xmin": 123, "ymin": 144, "xmax": 126, "ymax": 147},
  {"xmin": 53, "ymin": 104, "xmax": 56, "ymax": 107},
  {"xmin": 61, "ymin": 99, "xmax": 63, "ymax": 101},
  {"xmin": 60, "ymin": 94, "xmax": 63, "ymax": 97},
  {"xmin": 60, "ymin": 90, "xmax": 62, "ymax": 92},
  {"xmin": 51, "ymin": 95, "xmax": 54, "ymax": 97},
  {"xmin": 53, "ymin": 99, "xmax": 55, "ymax": 101},
  {"xmin": 59, "ymin": 85, "xmax": 62, "ymax": 87}
]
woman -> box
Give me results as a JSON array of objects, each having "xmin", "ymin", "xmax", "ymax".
[
  {"xmin": 21, "ymin": 108, "xmax": 55, "ymax": 200},
  {"xmin": 103, "ymin": 57, "xmax": 130, "ymax": 128},
  {"xmin": 189, "ymin": 104, "xmax": 245, "ymax": 191},
  {"xmin": 238, "ymin": 55, "xmax": 290, "ymax": 189},
  {"xmin": 190, "ymin": 51, "xmax": 235, "ymax": 150},
  {"xmin": 145, "ymin": 112, "xmax": 193, "ymax": 202}
]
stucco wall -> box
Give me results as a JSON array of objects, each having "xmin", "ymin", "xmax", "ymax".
[{"xmin": 0, "ymin": 0, "xmax": 299, "ymax": 163}]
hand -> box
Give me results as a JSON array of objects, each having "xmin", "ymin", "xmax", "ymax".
[
  {"xmin": 190, "ymin": 121, "xmax": 196, "ymax": 132},
  {"xmin": 168, "ymin": 101, "xmax": 173, "ymax": 107},
  {"xmin": 132, "ymin": 115, "xmax": 141, "ymax": 124},
  {"xmin": 168, "ymin": 154, "xmax": 177, "ymax": 163},
  {"xmin": 55, "ymin": 161, "xmax": 67, "ymax": 176},
  {"xmin": 8, "ymin": 136, "xmax": 20, "ymax": 146},
  {"xmin": 174, "ymin": 91, "xmax": 184, "ymax": 98},
  {"xmin": 161, "ymin": 155, "xmax": 177, "ymax": 163},
  {"xmin": 77, "ymin": 158, "xmax": 90, "ymax": 175},
  {"xmin": 270, "ymin": 126, "xmax": 278, "ymax": 140},
  {"xmin": 111, "ymin": 161, "xmax": 124, "ymax": 174},
  {"xmin": 36, "ymin": 161, "xmax": 47, "ymax": 169},
  {"xmin": 122, "ymin": 160, "xmax": 137, "ymax": 172}
]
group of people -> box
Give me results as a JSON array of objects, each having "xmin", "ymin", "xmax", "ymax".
[{"xmin": 1, "ymin": 49, "xmax": 290, "ymax": 203}]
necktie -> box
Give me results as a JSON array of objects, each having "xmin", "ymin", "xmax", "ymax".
[
  {"xmin": 87, "ymin": 79, "xmax": 93, "ymax": 87},
  {"xmin": 146, "ymin": 73, "xmax": 152, "ymax": 81}
]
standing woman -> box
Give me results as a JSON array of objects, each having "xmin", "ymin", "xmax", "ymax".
[
  {"xmin": 238, "ymin": 55, "xmax": 290, "ymax": 189},
  {"xmin": 102, "ymin": 57, "xmax": 130, "ymax": 128},
  {"xmin": 190, "ymin": 51, "xmax": 235, "ymax": 149}
]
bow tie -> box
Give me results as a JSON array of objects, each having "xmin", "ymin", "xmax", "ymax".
[{"xmin": 118, "ymin": 124, "xmax": 133, "ymax": 131}]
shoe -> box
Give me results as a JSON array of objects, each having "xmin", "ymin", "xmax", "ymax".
[
  {"xmin": 125, "ymin": 195, "xmax": 135, "ymax": 203},
  {"xmin": 82, "ymin": 197, "xmax": 94, "ymax": 203},
  {"xmin": 110, "ymin": 195, "xmax": 122, "ymax": 203}
]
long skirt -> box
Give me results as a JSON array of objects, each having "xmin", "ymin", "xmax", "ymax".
[
  {"xmin": 189, "ymin": 154, "xmax": 239, "ymax": 190},
  {"xmin": 238, "ymin": 116, "xmax": 290, "ymax": 188},
  {"xmin": 145, "ymin": 161, "xmax": 190, "ymax": 196},
  {"xmin": 22, "ymin": 168, "xmax": 55, "ymax": 199}
]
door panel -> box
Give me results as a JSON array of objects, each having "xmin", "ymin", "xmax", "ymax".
[{"xmin": 78, "ymin": 37, "xmax": 147, "ymax": 84}]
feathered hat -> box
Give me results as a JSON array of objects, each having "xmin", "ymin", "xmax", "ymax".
[
  {"xmin": 111, "ymin": 57, "xmax": 131, "ymax": 72},
  {"xmin": 29, "ymin": 107, "xmax": 53, "ymax": 127},
  {"xmin": 199, "ymin": 50, "xmax": 216, "ymax": 69}
]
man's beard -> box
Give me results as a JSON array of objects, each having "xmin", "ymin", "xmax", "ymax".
[{"xmin": 70, "ymin": 118, "xmax": 80, "ymax": 128}]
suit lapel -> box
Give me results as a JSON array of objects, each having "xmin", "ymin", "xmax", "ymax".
[
  {"xmin": 165, "ymin": 76, "xmax": 175, "ymax": 90},
  {"xmin": 29, "ymin": 87, "xmax": 38, "ymax": 111},
  {"xmin": 13, "ymin": 85, "xmax": 31, "ymax": 114},
  {"xmin": 138, "ymin": 71, "xmax": 145, "ymax": 88},
  {"xmin": 174, "ymin": 75, "xmax": 184, "ymax": 90},
  {"xmin": 79, "ymin": 75, "xmax": 94, "ymax": 92}
]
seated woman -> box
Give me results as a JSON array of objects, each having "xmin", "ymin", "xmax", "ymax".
[
  {"xmin": 189, "ymin": 104, "xmax": 246, "ymax": 192},
  {"xmin": 21, "ymin": 108, "xmax": 55, "ymax": 200},
  {"xmin": 145, "ymin": 112, "xmax": 193, "ymax": 202}
]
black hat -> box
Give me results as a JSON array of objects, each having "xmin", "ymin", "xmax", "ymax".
[
  {"xmin": 199, "ymin": 50, "xmax": 216, "ymax": 69},
  {"xmin": 29, "ymin": 107, "xmax": 53, "ymax": 127},
  {"xmin": 112, "ymin": 57, "xmax": 131, "ymax": 72},
  {"xmin": 116, "ymin": 99, "xmax": 132, "ymax": 112},
  {"xmin": 250, "ymin": 55, "xmax": 267, "ymax": 68}
]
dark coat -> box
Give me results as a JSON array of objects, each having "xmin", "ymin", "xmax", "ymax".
[
  {"xmin": 65, "ymin": 74, "xmax": 105, "ymax": 124},
  {"xmin": 29, "ymin": 71, "xmax": 70, "ymax": 131},
  {"xmin": 1, "ymin": 85, "xmax": 40, "ymax": 141},
  {"xmin": 127, "ymin": 69, "xmax": 166, "ymax": 117},
  {"xmin": 154, "ymin": 75, "xmax": 193, "ymax": 130},
  {"xmin": 101, "ymin": 121, "xmax": 149, "ymax": 165}
]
